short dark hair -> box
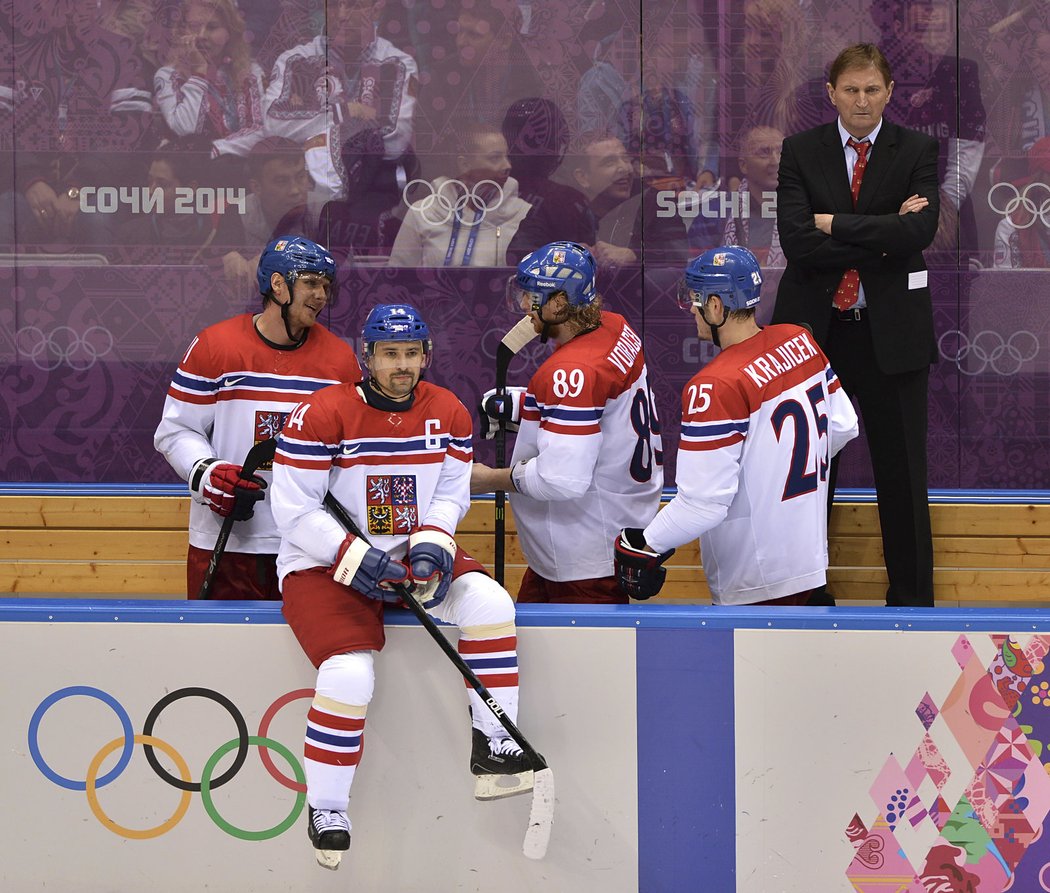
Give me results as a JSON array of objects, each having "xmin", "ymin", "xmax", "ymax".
[
  {"xmin": 828, "ymin": 43, "xmax": 892, "ymax": 88},
  {"xmin": 246, "ymin": 137, "xmax": 305, "ymax": 180}
]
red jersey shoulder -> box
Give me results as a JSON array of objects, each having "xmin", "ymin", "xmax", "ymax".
[
  {"xmin": 411, "ymin": 381, "xmax": 472, "ymax": 434},
  {"xmin": 302, "ymin": 323, "xmax": 360, "ymax": 372},
  {"xmin": 181, "ymin": 313, "xmax": 255, "ymax": 372},
  {"xmin": 681, "ymin": 366, "xmax": 751, "ymax": 423}
]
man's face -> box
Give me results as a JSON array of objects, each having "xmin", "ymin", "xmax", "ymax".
[
  {"xmin": 575, "ymin": 139, "xmax": 633, "ymax": 203},
  {"xmin": 327, "ymin": 0, "xmax": 377, "ymax": 51},
  {"xmin": 147, "ymin": 160, "xmax": 182, "ymax": 212},
  {"xmin": 283, "ymin": 272, "xmax": 332, "ymax": 331},
  {"xmin": 458, "ymin": 132, "xmax": 511, "ymax": 187},
  {"xmin": 827, "ymin": 64, "xmax": 893, "ymax": 140},
  {"xmin": 691, "ymin": 301, "xmax": 714, "ymax": 343},
  {"xmin": 367, "ymin": 341, "xmax": 425, "ymax": 401},
  {"xmin": 252, "ymin": 157, "xmax": 311, "ymax": 226},
  {"xmin": 1034, "ymin": 33, "xmax": 1050, "ymax": 88},
  {"xmin": 455, "ymin": 11, "xmax": 501, "ymax": 69},
  {"xmin": 739, "ymin": 127, "xmax": 783, "ymax": 194}
]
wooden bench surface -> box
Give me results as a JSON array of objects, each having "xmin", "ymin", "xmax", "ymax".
[{"xmin": 4, "ymin": 496, "xmax": 1050, "ymax": 603}]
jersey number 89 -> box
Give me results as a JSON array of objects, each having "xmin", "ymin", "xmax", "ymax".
[{"xmin": 629, "ymin": 387, "xmax": 663, "ymax": 483}]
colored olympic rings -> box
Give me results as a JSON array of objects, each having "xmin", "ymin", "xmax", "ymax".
[
  {"xmin": 16, "ymin": 325, "xmax": 113, "ymax": 371},
  {"xmin": 28, "ymin": 685, "xmax": 313, "ymax": 840},
  {"xmin": 402, "ymin": 177, "xmax": 506, "ymax": 226},
  {"xmin": 938, "ymin": 329, "xmax": 1040, "ymax": 376},
  {"xmin": 987, "ymin": 181, "xmax": 1050, "ymax": 229}
]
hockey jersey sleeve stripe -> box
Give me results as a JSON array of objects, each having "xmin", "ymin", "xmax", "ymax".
[
  {"xmin": 682, "ymin": 420, "xmax": 749, "ymax": 437},
  {"xmin": 215, "ymin": 372, "xmax": 344, "ymax": 391},
  {"xmin": 166, "ymin": 386, "xmax": 215, "ymax": 405},
  {"xmin": 307, "ymin": 708, "xmax": 365, "ymax": 731},
  {"xmin": 306, "ymin": 726, "xmax": 362, "ymax": 748},
  {"xmin": 280, "ymin": 439, "xmax": 336, "ymax": 458},
  {"xmin": 458, "ymin": 636, "xmax": 517, "ymax": 653},
  {"xmin": 536, "ymin": 403, "xmax": 604, "ymax": 422},
  {"xmin": 446, "ymin": 445, "xmax": 472, "ymax": 462},
  {"xmin": 680, "ymin": 432, "xmax": 746, "ymax": 451},
  {"xmin": 464, "ymin": 655, "xmax": 519, "ymax": 670},
  {"xmin": 335, "ymin": 452, "xmax": 446, "ymax": 467},
  {"xmin": 541, "ymin": 420, "xmax": 601, "ymax": 436},
  {"xmin": 304, "ymin": 743, "xmax": 361, "ymax": 766},
  {"xmin": 171, "ymin": 370, "xmax": 218, "ymax": 393}
]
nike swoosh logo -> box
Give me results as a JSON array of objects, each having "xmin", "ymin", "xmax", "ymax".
[
  {"xmin": 224, "ymin": 376, "xmax": 246, "ymax": 387},
  {"xmin": 341, "ymin": 444, "xmax": 360, "ymax": 456}
]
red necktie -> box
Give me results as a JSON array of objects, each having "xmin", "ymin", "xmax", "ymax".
[{"xmin": 832, "ymin": 138, "xmax": 870, "ymax": 312}]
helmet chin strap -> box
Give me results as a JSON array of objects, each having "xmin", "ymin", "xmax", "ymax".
[
  {"xmin": 277, "ymin": 275, "xmax": 307, "ymax": 346},
  {"xmin": 700, "ymin": 301, "xmax": 728, "ymax": 349}
]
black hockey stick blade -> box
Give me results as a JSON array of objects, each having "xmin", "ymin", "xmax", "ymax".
[
  {"xmin": 322, "ymin": 490, "xmax": 554, "ymax": 859},
  {"xmin": 196, "ymin": 437, "xmax": 278, "ymax": 600},
  {"xmin": 494, "ymin": 317, "xmax": 539, "ymax": 585}
]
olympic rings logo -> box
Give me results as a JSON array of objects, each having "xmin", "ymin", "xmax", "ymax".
[
  {"xmin": 938, "ymin": 329, "xmax": 1039, "ymax": 376},
  {"xmin": 16, "ymin": 325, "xmax": 113, "ymax": 371},
  {"xmin": 402, "ymin": 178, "xmax": 505, "ymax": 226},
  {"xmin": 987, "ymin": 181, "xmax": 1050, "ymax": 229},
  {"xmin": 28, "ymin": 685, "xmax": 313, "ymax": 841}
]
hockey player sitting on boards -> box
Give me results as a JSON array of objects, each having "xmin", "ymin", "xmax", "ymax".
[{"xmin": 270, "ymin": 303, "xmax": 533, "ymax": 869}]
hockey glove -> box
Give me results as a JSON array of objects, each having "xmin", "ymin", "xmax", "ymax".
[
  {"xmin": 191, "ymin": 458, "xmax": 266, "ymax": 521},
  {"xmin": 614, "ymin": 528, "xmax": 675, "ymax": 600},
  {"xmin": 407, "ymin": 526, "xmax": 456, "ymax": 608},
  {"xmin": 478, "ymin": 386, "xmax": 527, "ymax": 440},
  {"xmin": 329, "ymin": 533, "xmax": 410, "ymax": 603}
]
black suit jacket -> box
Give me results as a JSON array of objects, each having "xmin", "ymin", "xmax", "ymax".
[{"xmin": 772, "ymin": 120, "xmax": 940, "ymax": 375}]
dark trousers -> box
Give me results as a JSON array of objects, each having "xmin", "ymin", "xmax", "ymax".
[{"xmin": 824, "ymin": 312, "xmax": 935, "ymax": 607}]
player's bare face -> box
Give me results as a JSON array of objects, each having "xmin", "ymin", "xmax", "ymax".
[
  {"xmin": 368, "ymin": 342, "xmax": 424, "ymax": 401},
  {"xmin": 287, "ymin": 273, "xmax": 331, "ymax": 331},
  {"xmin": 827, "ymin": 65, "xmax": 893, "ymax": 141}
]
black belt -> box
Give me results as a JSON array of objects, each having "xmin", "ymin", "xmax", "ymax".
[{"xmin": 833, "ymin": 307, "xmax": 866, "ymax": 321}]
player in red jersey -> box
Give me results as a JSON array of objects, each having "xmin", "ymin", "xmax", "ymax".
[
  {"xmin": 614, "ymin": 246, "xmax": 859, "ymax": 605},
  {"xmin": 472, "ymin": 241, "xmax": 663, "ymax": 603},
  {"xmin": 155, "ymin": 235, "xmax": 358, "ymax": 599},
  {"xmin": 270, "ymin": 304, "xmax": 530, "ymax": 870}
]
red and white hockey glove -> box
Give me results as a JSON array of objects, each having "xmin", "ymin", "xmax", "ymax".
[
  {"xmin": 407, "ymin": 526, "xmax": 456, "ymax": 608},
  {"xmin": 614, "ymin": 528, "xmax": 675, "ymax": 600},
  {"xmin": 329, "ymin": 533, "xmax": 410, "ymax": 603},
  {"xmin": 191, "ymin": 458, "xmax": 266, "ymax": 521},
  {"xmin": 478, "ymin": 386, "xmax": 527, "ymax": 439}
]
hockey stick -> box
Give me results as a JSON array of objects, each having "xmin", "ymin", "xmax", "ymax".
[
  {"xmin": 322, "ymin": 490, "xmax": 554, "ymax": 860},
  {"xmin": 196, "ymin": 437, "xmax": 278, "ymax": 600},
  {"xmin": 494, "ymin": 316, "xmax": 539, "ymax": 586}
]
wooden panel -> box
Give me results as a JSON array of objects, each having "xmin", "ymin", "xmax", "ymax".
[
  {"xmin": 830, "ymin": 503, "xmax": 1050, "ymax": 537},
  {"xmin": 827, "ymin": 568, "xmax": 1050, "ymax": 602},
  {"xmin": 831, "ymin": 536, "xmax": 1050, "ymax": 569},
  {"xmin": 2, "ymin": 561, "xmax": 184, "ymax": 594},
  {"xmin": 2, "ymin": 497, "xmax": 188, "ymax": 529},
  {"xmin": 0, "ymin": 530, "xmax": 187, "ymax": 561}
]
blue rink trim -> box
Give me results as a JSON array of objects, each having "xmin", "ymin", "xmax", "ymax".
[
  {"xmin": 5, "ymin": 602, "xmax": 1050, "ymax": 631},
  {"xmin": 637, "ymin": 627, "xmax": 735, "ymax": 891}
]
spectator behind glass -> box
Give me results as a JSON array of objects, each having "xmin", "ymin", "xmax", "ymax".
[
  {"xmin": 420, "ymin": 0, "xmax": 544, "ymax": 161},
  {"xmin": 154, "ymin": 0, "xmax": 266, "ymax": 157},
  {"xmin": 739, "ymin": 0, "xmax": 808, "ymax": 134},
  {"xmin": 721, "ymin": 125, "xmax": 785, "ymax": 268},
  {"xmin": 502, "ymin": 97, "xmax": 593, "ymax": 265},
  {"xmin": 263, "ymin": 0, "xmax": 419, "ymax": 203},
  {"xmin": 114, "ymin": 138, "xmax": 242, "ymax": 263},
  {"xmin": 318, "ymin": 127, "xmax": 412, "ymax": 261},
  {"xmin": 577, "ymin": 20, "xmax": 636, "ymax": 137},
  {"xmin": 992, "ymin": 136, "xmax": 1050, "ymax": 268},
  {"xmin": 616, "ymin": 13, "xmax": 699, "ymax": 191},
  {"xmin": 871, "ymin": 0, "xmax": 986, "ymax": 260},
  {"xmin": 388, "ymin": 123, "xmax": 531, "ymax": 267},
  {"xmin": 568, "ymin": 132, "xmax": 688, "ymax": 270},
  {"xmin": 242, "ymin": 137, "xmax": 322, "ymax": 246}
]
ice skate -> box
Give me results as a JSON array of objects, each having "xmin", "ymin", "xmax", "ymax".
[
  {"xmin": 308, "ymin": 806, "xmax": 351, "ymax": 870},
  {"xmin": 470, "ymin": 727, "xmax": 536, "ymax": 801}
]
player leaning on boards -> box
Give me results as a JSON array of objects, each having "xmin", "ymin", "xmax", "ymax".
[
  {"xmin": 471, "ymin": 241, "xmax": 664, "ymax": 603},
  {"xmin": 614, "ymin": 247, "xmax": 859, "ymax": 605},
  {"xmin": 154, "ymin": 236, "xmax": 359, "ymax": 599},
  {"xmin": 270, "ymin": 304, "xmax": 534, "ymax": 870}
]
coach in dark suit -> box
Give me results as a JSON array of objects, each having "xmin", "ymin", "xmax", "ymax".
[{"xmin": 773, "ymin": 43, "xmax": 938, "ymax": 607}]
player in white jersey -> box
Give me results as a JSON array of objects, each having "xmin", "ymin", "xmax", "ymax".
[
  {"xmin": 472, "ymin": 241, "xmax": 663, "ymax": 603},
  {"xmin": 270, "ymin": 304, "xmax": 532, "ymax": 870},
  {"xmin": 154, "ymin": 236, "xmax": 359, "ymax": 599},
  {"xmin": 614, "ymin": 246, "xmax": 859, "ymax": 606}
]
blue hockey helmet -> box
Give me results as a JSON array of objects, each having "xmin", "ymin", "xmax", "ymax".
[
  {"xmin": 677, "ymin": 246, "xmax": 763, "ymax": 313},
  {"xmin": 507, "ymin": 241, "xmax": 597, "ymax": 313},
  {"xmin": 256, "ymin": 236, "xmax": 337, "ymax": 295},
  {"xmin": 362, "ymin": 304, "xmax": 433, "ymax": 366}
]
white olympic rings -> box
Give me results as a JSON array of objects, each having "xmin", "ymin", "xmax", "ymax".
[
  {"xmin": 938, "ymin": 329, "xmax": 1039, "ymax": 376},
  {"xmin": 402, "ymin": 178, "xmax": 505, "ymax": 227},
  {"xmin": 16, "ymin": 325, "xmax": 114, "ymax": 371},
  {"xmin": 987, "ymin": 181, "xmax": 1050, "ymax": 229}
]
